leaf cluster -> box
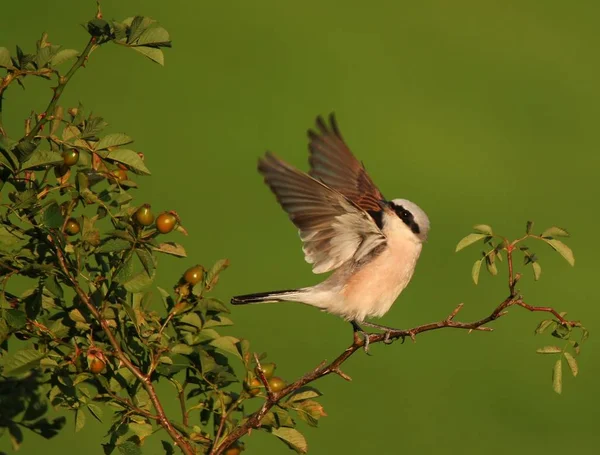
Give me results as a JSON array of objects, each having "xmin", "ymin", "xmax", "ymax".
[
  {"xmin": 456, "ymin": 222, "xmax": 587, "ymax": 393},
  {"xmin": 0, "ymin": 8, "xmax": 325, "ymax": 455}
]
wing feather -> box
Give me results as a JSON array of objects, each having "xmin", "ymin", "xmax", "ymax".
[
  {"xmin": 308, "ymin": 113, "xmax": 385, "ymax": 213},
  {"xmin": 258, "ymin": 152, "xmax": 386, "ymax": 274}
]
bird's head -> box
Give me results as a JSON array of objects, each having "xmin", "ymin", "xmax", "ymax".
[{"xmin": 386, "ymin": 199, "xmax": 430, "ymax": 243}]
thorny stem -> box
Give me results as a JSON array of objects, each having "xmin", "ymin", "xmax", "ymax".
[
  {"xmin": 212, "ymin": 243, "xmax": 577, "ymax": 455},
  {"xmin": 51, "ymin": 236, "xmax": 195, "ymax": 455},
  {"xmin": 22, "ymin": 38, "xmax": 97, "ymax": 143}
]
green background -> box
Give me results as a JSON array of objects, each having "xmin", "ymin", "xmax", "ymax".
[{"xmin": 2, "ymin": 0, "xmax": 599, "ymax": 453}]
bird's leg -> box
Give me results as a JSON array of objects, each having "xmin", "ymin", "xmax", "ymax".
[
  {"xmin": 360, "ymin": 321, "xmax": 401, "ymax": 345},
  {"xmin": 351, "ymin": 320, "xmax": 372, "ymax": 353}
]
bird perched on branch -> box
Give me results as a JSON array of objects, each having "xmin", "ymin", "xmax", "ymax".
[{"xmin": 231, "ymin": 114, "xmax": 429, "ymax": 350}]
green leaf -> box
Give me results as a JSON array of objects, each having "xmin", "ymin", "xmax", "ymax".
[
  {"xmin": 117, "ymin": 441, "xmax": 142, "ymax": 455},
  {"xmin": 8, "ymin": 423, "xmax": 23, "ymax": 451},
  {"xmin": 0, "ymin": 47, "xmax": 13, "ymax": 68},
  {"xmin": 152, "ymin": 242, "xmax": 186, "ymax": 257},
  {"xmin": 551, "ymin": 324, "xmax": 571, "ymax": 340},
  {"xmin": 87, "ymin": 403, "xmax": 103, "ymax": 422},
  {"xmin": 532, "ymin": 262, "xmax": 542, "ymax": 281},
  {"xmin": 35, "ymin": 46, "xmax": 52, "ymax": 68},
  {"xmin": 455, "ymin": 233, "xmax": 487, "ymax": 252},
  {"xmin": 471, "ymin": 259, "xmax": 482, "ymax": 285},
  {"xmin": 0, "ymin": 319, "xmax": 9, "ymax": 344},
  {"xmin": 75, "ymin": 408, "xmax": 86, "ymax": 432},
  {"xmin": 4, "ymin": 309, "xmax": 27, "ymax": 329},
  {"xmin": 180, "ymin": 312, "xmax": 203, "ymax": 331},
  {"xmin": 123, "ymin": 269, "xmax": 155, "ymax": 293},
  {"xmin": 210, "ymin": 336, "xmax": 242, "ymax": 359},
  {"xmin": 41, "ymin": 201, "xmax": 64, "ymax": 229},
  {"xmin": 272, "ymin": 427, "xmax": 308, "ymax": 454},
  {"xmin": 535, "ymin": 319, "xmax": 556, "ymax": 335},
  {"xmin": 205, "ymin": 258, "xmax": 230, "ymax": 289},
  {"xmin": 114, "ymin": 254, "xmax": 135, "ymax": 283},
  {"xmin": 95, "ymin": 133, "xmax": 134, "ymax": 150},
  {"xmin": 161, "ymin": 441, "xmax": 175, "ymax": 455},
  {"xmin": 563, "ymin": 352, "xmax": 578, "ymax": 377},
  {"xmin": 106, "ymin": 149, "xmax": 150, "ymax": 175},
  {"xmin": 122, "ymin": 301, "xmax": 140, "ymax": 333},
  {"xmin": 14, "ymin": 139, "xmax": 41, "ymax": 163},
  {"xmin": 473, "ymin": 224, "xmax": 493, "ymax": 235},
  {"xmin": 289, "ymin": 388, "xmax": 321, "ymax": 403},
  {"xmin": 543, "ymin": 238, "xmax": 575, "ymax": 266},
  {"xmin": 536, "ymin": 346, "xmax": 561, "ymax": 354},
  {"xmin": 0, "ymin": 225, "xmax": 25, "ymax": 248},
  {"xmin": 131, "ymin": 46, "xmax": 165, "ymax": 65},
  {"xmin": 98, "ymin": 238, "xmax": 131, "ymax": 253},
  {"xmin": 136, "ymin": 26, "xmax": 171, "ymax": 46},
  {"xmin": 129, "ymin": 422, "xmax": 153, "ymax": 442},
  {"xmin": 293, "ymin": 400, "xmax": 327, "ymax": 427},
  {"xmin": 485, "ymin": 255, "xmax": 497, "ymax": 276},
  {"xmin": 171, "ymin": 344, "xmax": 194, "ymax": 355},
  {"xmin": 51, "ymin": 49, "xmax": 79, "ymax": 66},
  {"xmin": 45, "ymin": 275, "xmax": 63, "ymax": 298},
  {"xmin": 2, "ymin": 349, "xmax": 46, "ymax": 376},
  {"xmin": 20, "ymin": 150, "xmax": 63, "ymax": 170},
  {"xmin": 526, "ymin": 221, "xmax": 534, "ymax": 234},
  {"xmin": 136, "ymin": 248, "xmax": 156, "ymax": 277},
  {"xmin": 126, "ymin": 16, "xmax": 155, "ymax": 43},
  {"xmin": 552, "ymin": 359, "xmax": 562, "ymax": 394},
  {"xmin": 204, "ymin": 297, "xmax": 230, "ymax": 313},
  {"xmin": 199, "ymin": 350, "xmax": 217, "ymax": 374},
  {"xmin": 69, "ymin": 308, "xmax": 87, "ymax": 323},
  {"xmin": 541, "ymin": 226, "xmax": 570, "ymax": 238}
]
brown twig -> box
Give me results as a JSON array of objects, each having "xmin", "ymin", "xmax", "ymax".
[
  {"xmin": 50, "ymin": 235, "xmax": 195, "ymax": 455},
  {"xmin": 514, "ymin": 300, "xmax": 575, "ymax": 326}
]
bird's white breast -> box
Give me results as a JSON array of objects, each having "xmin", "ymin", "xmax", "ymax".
[{"xmin": 340, "ymin": 235, "xmax": 421, "ymax": 321}]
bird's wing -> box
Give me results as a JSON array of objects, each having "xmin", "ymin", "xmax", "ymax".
[
  {"xmin": 308, "ymin": 113, "xmax": 385, "ymax": 213},
  {"xmin": 258, "ymin": 152, "xmax": 387, "ymax": 274}
]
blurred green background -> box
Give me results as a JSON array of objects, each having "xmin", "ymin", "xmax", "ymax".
[{"xmin": 2, "ymin": 0, "xmax": 599, "ymax": 453}]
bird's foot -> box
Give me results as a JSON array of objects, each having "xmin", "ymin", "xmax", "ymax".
[
  {"xmin": 351, "ymin": 321, "xmax": 373, "ymax": 354},
  {"xmin": 383, "ymin": 330, "xmax": 394, "ymax": 345},
  {"xmin": 360, "ymin": 321, "xmax": 403, "ymax": 345}
]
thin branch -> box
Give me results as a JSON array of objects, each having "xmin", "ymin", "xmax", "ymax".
[
  {"xmin": 22, "ymin": 37, "xmax": 97, "ymax": 143},
  {"xmin": 514, "ymin": 300, "xmax": 575, "ymax": 326},
  {"xmin": 50, "ymin": 235, "xmax": 195, "ymax": 455}
]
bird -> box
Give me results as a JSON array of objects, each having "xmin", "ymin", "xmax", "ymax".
[{"xmin": 231, "ymin": 113, "xmax": 430, "ymax": 349}]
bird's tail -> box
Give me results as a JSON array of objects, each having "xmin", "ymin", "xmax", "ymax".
[{"xmin": 230, "ymin": 289, "xmax": 304, "ymax": 305}]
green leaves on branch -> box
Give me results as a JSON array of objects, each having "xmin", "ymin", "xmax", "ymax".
[
  {"xmin": 456, "ymin": 221, "xmax": 586, "ymax": 395},
  {"xmin": 456, "ymin": 221, "xmax": 575, "ymax": 284},
  {"xmin": 86, "ymin": 16, "xmax": 172, "ymax": 65},
  {"xmin": 534, "ymin": 316, "xmax": 588, "ymax": 394},
  {"xmin": 0, "ymin": 34, "xmax": 78, "ymax": 74}
]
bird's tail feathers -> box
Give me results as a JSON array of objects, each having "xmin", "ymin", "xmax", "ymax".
[{"xmin": 230, "ymin": 289, "xmax": 304, "ymax": 305}]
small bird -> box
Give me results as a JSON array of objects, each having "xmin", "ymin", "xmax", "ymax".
[{"xmin": 231, "ymin": 114, "xmax": 429, "ymax": 348}]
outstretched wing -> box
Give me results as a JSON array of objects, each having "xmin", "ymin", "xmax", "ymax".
[
  {"xmin": 258, "ymin": 152, "xmax": 387, "ymax": 274},
  {"xmin": 308, "ymin": 113, "xmax": 385, "ymax": 213}
]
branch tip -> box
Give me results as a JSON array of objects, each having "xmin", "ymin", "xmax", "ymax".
[
  {"xmin": 447, "ymin": 303, "xmax": 465, "ymax": 321},
  {"xmin": 332, "ymin": 368, "xmax": 352, "ymax": 382}
]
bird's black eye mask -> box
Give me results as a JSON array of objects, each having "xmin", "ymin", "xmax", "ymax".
[
  {"xmin": 366, "ymin": 201, "xmax": 420, "ymax": 234},
  {"xmin": 389, "ymin": 202, "xmax": 420, "ymax": 234}
]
